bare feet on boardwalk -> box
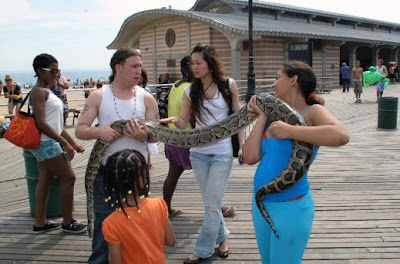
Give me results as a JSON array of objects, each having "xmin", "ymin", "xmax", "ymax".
[
  {"xmin": 169, "ymin": 208, "xmax": 183, "ymax": 218},
  {"xmin": 221, "ymin": 206, "xmax": 236, "ymax": 217}
]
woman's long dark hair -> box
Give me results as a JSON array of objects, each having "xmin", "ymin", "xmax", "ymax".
[
  {"xmin": 103, "ymin": 149, "xmax": 150, "ymax": 218},
  {"xmin": 139, "ymin": 68, "xmax": 148, "ymax": 87},
  {"xmin": 190, "ymin": 45, "xmax": 232, "ymax": 125},
  {"xmin": 181, "ymin": 55, "xmax": 193, "ymax": 82},
  {"xmin": 282, "ymin": 61, "xmax": 324, "ymax": 105}
]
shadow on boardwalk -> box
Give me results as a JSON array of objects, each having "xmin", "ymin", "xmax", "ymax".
[{"xmin": 0, "ymin": 85, "xmax": 399, "ymax": 263}]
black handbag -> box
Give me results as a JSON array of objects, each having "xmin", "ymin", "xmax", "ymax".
[{"xmin": 157, "ymin": 79, "xmax": 187, "ymax": 119}]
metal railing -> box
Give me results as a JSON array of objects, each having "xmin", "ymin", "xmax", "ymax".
[
  {"xmin": 0, "ymin": 76, "xmax": 334, "ymax": 110},
  {"xmin": 148, "ymin": 79, "xmax": 276, "ymax": 101},
  {"xmin": 0, "ymin": 87, "xmax": 96, "ymax": 109},
  {"xmin": 148, "ymin": 77, "xmax": 334, "ymax": 99},
  {"xmin": 316, "ymin": 77, "xmax": 335, "ymax": 93}
]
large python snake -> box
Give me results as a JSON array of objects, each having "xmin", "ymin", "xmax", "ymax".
[{"xmin": 84, "ymin": 93, "xmax": 314, "ymax": 238}]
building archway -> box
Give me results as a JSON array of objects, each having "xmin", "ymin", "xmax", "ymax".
[
  {"xmin": 356, "ymin": 46, "xmax": 373, "ymax": 71},
  {"xmin": 378, "ymin": 48, "xmax": 392, "ymax": 66},
  {"xmin": 340, "ymin": 45, "xmax": 349, "ymax": 66}
]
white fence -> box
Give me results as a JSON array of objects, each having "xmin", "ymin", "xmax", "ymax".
[{"xmin": 1, "ymin": 77, "xmax": 334, "ymax": 108}]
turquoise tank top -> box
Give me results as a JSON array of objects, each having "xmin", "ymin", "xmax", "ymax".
[{"xmin": 253, "ymin": 110, "xmax": 319, "ymax": 202}]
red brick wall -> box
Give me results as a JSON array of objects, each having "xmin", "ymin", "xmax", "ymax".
[
  {"xmin": 324, "ymin": 44, "xmax": 340, "ymax": 87},
  {"xmin": 190, "ymin": 22, "xmax": 210, "ymax": 48},
  {"xmin": 156, "ymin": 22, "xmax": 188, "ymax": 81},
  {"xmin": 139, "ymin": 29, "xmax": 155, "ymax": 82},
  {"xmin": 138, "ymin": 20, "xmax": 340, "ymax": 87},
  {"xmin": 210, "ymin": 28, "xmax": 231, "ymax": 76},
  {"xmin": 140, "ymin": 21, "xmax": 192, "ymax": 82},
  {"xmin": 240, "ymin": 36, "xmax": 285, "ymax": 81},
  {"xmin": 312, "ymin": 50, "xmax": 323, "ymax": 79}
]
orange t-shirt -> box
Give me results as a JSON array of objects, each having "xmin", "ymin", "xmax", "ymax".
[{"xmin": 102, "ymin": 197, "xmax": 168, "ymax": 264}]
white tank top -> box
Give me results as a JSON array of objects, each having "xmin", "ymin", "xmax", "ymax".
[
  {"xmin": 376, "ymin": 65, "xmax": 385, "ymax": 77},
  {"xmin": 98, "ymin": 84, "xmax": 147, "ymax": 164},
  {"xmin": 184, "ymin": 78, "xmax": 234, "ymax": 155},
  {"xmin": 41, "ymin": 88, "xmax": 64, "ymax": 141}
]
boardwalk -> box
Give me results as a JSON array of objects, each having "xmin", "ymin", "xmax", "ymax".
[{"xmin": 0, "ymin": 85, "xmax": 400, "ymax": 263}]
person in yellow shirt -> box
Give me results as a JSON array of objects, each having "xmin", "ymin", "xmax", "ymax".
[{"xmin": 162, "ymin": 56, "xmax": 193, "ymax": 217}]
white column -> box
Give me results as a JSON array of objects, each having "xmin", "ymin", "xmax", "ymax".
[{"xmin": 229, "ymin": 38, "xmax": 242, "ymax": 83}]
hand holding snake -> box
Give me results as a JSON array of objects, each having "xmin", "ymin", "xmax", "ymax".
[{"xmin": 84, "ymin": 93, "xmax": 313, "ymax": 238}]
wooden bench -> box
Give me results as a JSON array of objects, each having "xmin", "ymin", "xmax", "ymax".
[{"xmin": 64, "ymin": 109, "xmax": 81, "ymax": 125}]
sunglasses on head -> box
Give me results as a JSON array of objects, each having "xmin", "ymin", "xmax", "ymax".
[{"xmin": 41, "ymin": 68, "xmax": 60, "ymax": 76}]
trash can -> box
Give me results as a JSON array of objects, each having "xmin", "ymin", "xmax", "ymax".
[
  {"xmin": 23, "ymin": 150, "xmax": 63, "ymax": 218},
  {"xmin": 378, "ymin": 97, "xmax": 398, "ymax": 129}
]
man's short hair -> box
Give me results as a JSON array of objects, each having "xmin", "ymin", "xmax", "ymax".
[
  {"xmin": 109, "ymin": 48, "xmax": 142, "ymax": 82},
  {"xmin": 355, "ymin": 60, "xmax": 360, "ymax": 64},
  {"xmin": 342, "ymin": 62, "xmax": 346, "ymax": 66}
]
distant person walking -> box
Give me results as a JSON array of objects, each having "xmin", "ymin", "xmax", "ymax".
[
  {"xmin": 394, "ymin": 64, "xmax": 399, "ymax": 82},
  {"xmin": 53, "ymin": 71, "xmax": 70, "ymax": 125},
  {"xmin": 376, "ymin": 59, "xmax": 388, "ymax": 102},
  {"xmin": 351, "ymin": 60, "xmax": 364, "ymax": 103},
  {"xmin": 340, "ymin": 62, "xmax": 351, "ymax": 92}
]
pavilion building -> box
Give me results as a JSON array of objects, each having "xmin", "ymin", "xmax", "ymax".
[{"xmin": 108, "ymin": 0, "xmax": 400, "ymax": 88}]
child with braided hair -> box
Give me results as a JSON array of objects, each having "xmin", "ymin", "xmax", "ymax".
[{"xmin": 102, "ymin": 149, "xmax": 176, "ymax": 264}]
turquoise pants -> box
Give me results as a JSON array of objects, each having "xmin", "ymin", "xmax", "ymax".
[{"xmin": 251, "ymin": 191, "xmax": 314, "ymax": 264}]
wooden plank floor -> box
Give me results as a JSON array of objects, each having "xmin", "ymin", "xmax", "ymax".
[{"xmin": 1, "ymin": 85, "xmax": 400, "ymax": 263}]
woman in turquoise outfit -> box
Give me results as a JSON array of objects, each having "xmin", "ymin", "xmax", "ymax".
[{"xmin": 242, "ymin": 61, "xmax": 349, "ymax": 264}]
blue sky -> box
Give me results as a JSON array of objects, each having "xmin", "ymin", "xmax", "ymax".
[{"xmin": 2, "ymin": 0, "xmax": 400, "ymax": 71}]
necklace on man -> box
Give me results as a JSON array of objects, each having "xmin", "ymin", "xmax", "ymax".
[{"xmin": 110, "ymin": 84, "xmax": 137, "ymax": 120}]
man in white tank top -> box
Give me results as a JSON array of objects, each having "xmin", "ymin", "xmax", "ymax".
[
  {"xmin": 375, "ymin": 58, "xmax": 388, "ymax": 102},
  {"xmin": 75, "ymin": 48, "xmax": 159, "ymax": 264}
]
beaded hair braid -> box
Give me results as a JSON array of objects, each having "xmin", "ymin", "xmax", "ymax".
[{"xmin": 103, "ymin": 149, "xmax": 150, "ymax": 219}]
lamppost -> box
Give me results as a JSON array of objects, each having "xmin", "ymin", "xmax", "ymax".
[{"xmin": 245, "ymin": 0, "xmax": 255, "ymax": 102}]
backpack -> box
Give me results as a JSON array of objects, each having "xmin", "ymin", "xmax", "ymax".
[
  {"xmin": 157, "ymin": 89, "xmax": 170, "ymax": 119},
  {"xmin": 157, "ymin": 79, "xmax": 186, "ymax": 119}
]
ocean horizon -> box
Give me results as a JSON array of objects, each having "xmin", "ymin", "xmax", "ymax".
[{"xmin": 0, "ymin": 69, "xmax": 111, "ymax": 87}]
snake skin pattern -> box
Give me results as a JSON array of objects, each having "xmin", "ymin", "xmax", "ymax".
[{"xmin": 84, "ymin": 93, "xmax": 314, "ymax": 238}]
